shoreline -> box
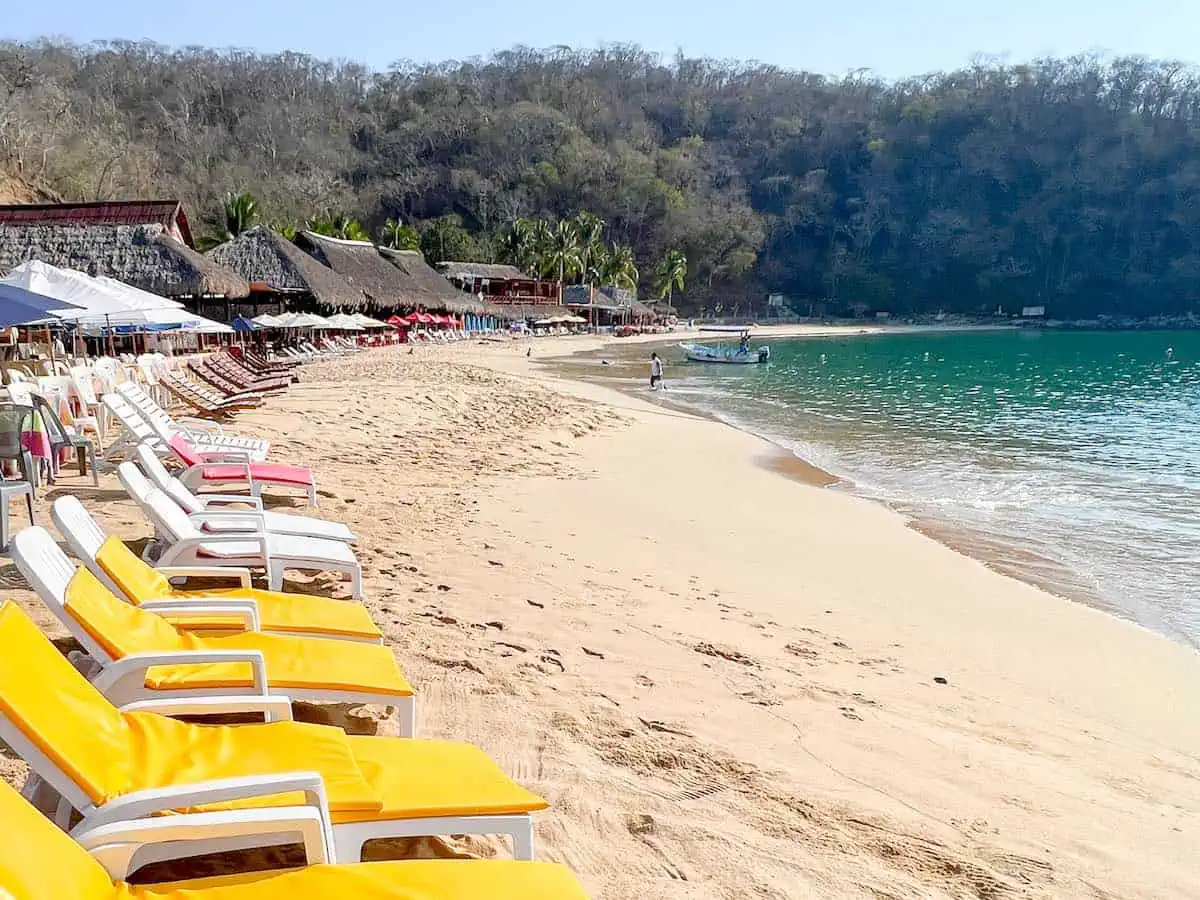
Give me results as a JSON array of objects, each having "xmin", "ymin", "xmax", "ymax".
[{"xmin": 545, "ymin": 330, "xmax": 1194, "ymax": 650}]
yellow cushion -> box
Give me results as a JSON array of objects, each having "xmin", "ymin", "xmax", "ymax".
[
  {"xmin": 66, "ymin": 567, "xmax": 187, "ymax": 658},
  {"xmin": 0, "ymin": 602, "xmax": 131, "ymax": 804},
  {"xmin": 95, "ymin": 535, "xmax": 170, "ymax": 601},
  {"xmin": 117, "ymin": 860, "xmax": 589, "ymax": 900},
  {"xmin": 337, "ymin": 736, "xmax": 548, "ymax": 824},
  {"xmin": 97, "ymin": 534, "xmax": 382, "ymax": 640},
  {"xmin": 142, "ymin": 632, "xmax": 412, "ymax": 697},
  {"xmin": 123, "ymin": 713, "xmax": 381, "ymax": 817},
  {"xmin": 0, "ymin": 778, "xmax": 118, "ymax": 900},
  {"xmin": 65, "ymin": 568, "xmax": 411, "ymax": 696},
  {"xmin": 173, "ymin": 588, "xmax": 383, "ymax": 640}
]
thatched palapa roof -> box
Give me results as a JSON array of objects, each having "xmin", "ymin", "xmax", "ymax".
[
  {"xmin": 0, "ymin": 223, "xmax": 249, "ymax": 298},
  {"xmin": 378, "ymin": 247, "xmax": 499, "ymax": 316},
  {"xmin": 208, "ymin": 226, "xmax": 365, "ymax": 309},
  {"xmin": 437, "ymin": 261, "xmax": 529, "ymax": 281},
  {"xmin": 294, "ymin": 231, "xmax": 414, "ymax": 309}
]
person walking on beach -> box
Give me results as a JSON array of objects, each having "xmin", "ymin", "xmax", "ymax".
[{"xmin": 650, "ymin": 352, "xmax": 665, "ymax": 390}]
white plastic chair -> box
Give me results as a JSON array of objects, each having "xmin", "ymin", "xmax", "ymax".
[
  {"xmin": 134, "ymin": 443, "xmax": 353, "ymax": 543},
  {"xmin": 118, "ymin": 462, "xmax": 363, "ymax": 599}
]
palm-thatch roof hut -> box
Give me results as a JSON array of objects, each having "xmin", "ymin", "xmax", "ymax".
[
  {"xmin": 292, "ymin": 231, "xmax": 414, "ymax": 310},
  {"xmin": 378, "ymin": 248, "xmax": 503, "ymax": 316},
  {"xmin": 0, "ymin": 223, "xmax": 248, "ymax": 298},
  {"xmin": 208, "ymin": 226, "xmax": 365, "ymax": 310},
  {"xmin": 437, "ymin": 261, "xmax": 529, "ymax": 282}
]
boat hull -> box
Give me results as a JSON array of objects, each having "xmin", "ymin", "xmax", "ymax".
[{"xmin": 679, "ymin": 343, "xmax": 771, "ymax": 364}]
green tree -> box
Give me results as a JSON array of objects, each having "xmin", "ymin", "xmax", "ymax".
[
  {"xmin": 601, "ymin": 243, "xmax": 640, "ymax": 291},
  {"xmin": 540, "ymin": 219, "xmax": 583, "ymax": 283},
  {"xmin": 572, "ymin": 211, "xmax": 607, "ymax": 285},
  {"xmin": 380, "ymin": 217, "xmax": 421, "ymax": 250},
  {"xmin": 306, "ymin": 213, "xmax": 370, "ymax": 242},
  {"xmin": 270, "ymin": 221, "xmax": 298, "ymax": 241},
  {"xmin": 197, "ymin": 191, "xmax": 259, "ymax": 251},
  {"xmin": 499, "ymin": 217, "xmax": 539, "ymax": 273},
  {"xmin": 655, "ymin": 249, "xmax": 688, "ymax": 304},
  {"xmin": 420, "ymin": 215, "xmax": 482, "ymax": 264}
]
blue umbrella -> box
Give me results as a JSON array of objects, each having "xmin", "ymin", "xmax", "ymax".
[
  {"xmin": 231, "ymin": 315, "xmax": 259, "ymax": 332},
  {"xmin": 0, "ymin": 282, "xmax": 83, "ymax": 327}
]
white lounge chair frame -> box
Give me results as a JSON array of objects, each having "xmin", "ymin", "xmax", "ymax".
[
  {"xmin": 50, "ymin": 494, "xmax": 375, "ymax": 644},
  {"xmin": 10, "ymin": 527, "xmax": 412, "ymax": 733},
  {"xmin": 117, "ymin": 463, "xmax": 362, "ymax": 599},
  {"xmin": 134, "ymin": 443, "xmax": 354, "ymax": 544}
]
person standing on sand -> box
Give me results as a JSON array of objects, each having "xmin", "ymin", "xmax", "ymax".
[{"xmin": 650, "ymin": 352, "xmax": 665, "ymax": 390}]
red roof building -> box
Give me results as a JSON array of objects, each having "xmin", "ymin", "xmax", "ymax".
[{"xmin": 0, "ymin": 200, "xmax": 194, "ymax": 247}]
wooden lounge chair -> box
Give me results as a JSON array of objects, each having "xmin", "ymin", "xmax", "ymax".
[
  {"xmin": 159, "ymin": 373, "xmax": 262, "ymax": 418},
  {"xmin": 0, "ymin": 776, "xmax": 586, "ymax": 898},
  {"xmin": 0, "ymin": 600, "xmax": 547, "ymax": 867},
  {"xmin": 52, "ymin": 495, "xmax": 381, "ymax": 643},
  {"xmin": 11, "ymin": 529, "xmax": 413, "ymax": 732}
]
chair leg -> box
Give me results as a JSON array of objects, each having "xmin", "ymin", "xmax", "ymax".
[
  {"xmin": 1, "ymin": 496, "xmax": 9, "ymax": 551},
  {"xmin": 88, "ymin": 446, "xmax": 99, "ymax": 486},
  {"xmin": 24, "ymin": 489, "xmax": 33, "ymax": 525}
]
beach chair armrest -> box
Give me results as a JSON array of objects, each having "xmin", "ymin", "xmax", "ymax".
[
  {"xmin": 139, "ymin": 600, "xmax": 260, "ymax": 632},
  {"xmin": 197, "ymin": 494, "xmax": 265, "ymax": 510},
  {"xmin": 163, "ymin": 534, "xmax": 271, "ymax": 568},
  {"xmin": 117, "ymin": 693, "xmax": 292, "ymax": 722},
  {"xmin": 75, "ymin": 805, "xmax": 329, "ymax": 880},
  {"xmin": 156, "ymin": 565, "xmax": 254, "ymax": 587},
  {"xmin": 81, "ymin": 772, "xmax": 331, "ymax": 832},
  {"xmin": 179, "ymin": 420, "xmax": 226, "ymax": 436},
  {"xmin": 196, "ymin": 447, "xmax": 253, "ymax": 463},
  {"xmin": 92, "ymin": 649, "xmax": 269, "ymax": 696},
  {"xmin": 191, "ymin": 510, "xmax": 269, "ymax": 533}
]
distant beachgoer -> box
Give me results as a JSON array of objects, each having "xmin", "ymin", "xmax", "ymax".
[
  {"xmin": 526, "ymin": 347, "xmax": 532, "ymax": 358},
  {"xmin": 650, "ymin": 352, "xmax": 664, "ymax": 390}
]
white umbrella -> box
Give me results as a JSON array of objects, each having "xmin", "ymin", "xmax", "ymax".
[
  {"xmin": 325, "ymin": 313, "xmax": 364, "ymax": 330},
  {"xmin": 351, "ymin": 313, "xmax": 392, "ymax": 328},
  {"xmin": 253, "ymin": 313, "xmax": 285, "ymax": 328}
]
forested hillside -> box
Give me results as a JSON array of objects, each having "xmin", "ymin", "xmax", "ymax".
[{"xmin": 2, "ymin": 40, "xmax": 1200, "ymax": 316}]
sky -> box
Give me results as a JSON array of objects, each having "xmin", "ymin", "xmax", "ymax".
[{"xmin": 6, "ymin": 0, "xmax": 1200, "ymax": 78}]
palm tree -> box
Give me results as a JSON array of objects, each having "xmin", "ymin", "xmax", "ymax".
[
  {"xmin": 380, "ymin": 218, "xmax": 420, "ymax": 250},
  {"xmin": 540, "ymin": 219, "xmax": 582, "ymax": 285},
  {"xmin": 307, "ymin": 213, "xmax": 371, "ymax": 242},
  {"xmin": 529, "ymin": 219, "xmax": 554, "ymax": 276},
  {"xmin": 602, "ymin": 243, "xmax": 640, "ymax": 292},
  {"xmin": 572, "ymin": 211, "xmax": 606, "ymax": 286},
  {"xmin": 500, "ymin": 217, "xmax": 539, "ymax": 272},
  {"xmin": 655, "ymin": 249, "xmax": 688, "ymax": 305},
  {"xmin": 197, "ymin": 191, "xmax": 259, "ymax": 250}
]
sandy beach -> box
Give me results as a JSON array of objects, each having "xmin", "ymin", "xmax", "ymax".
[{"xmin": 4, "ymin": 335, "xmax": 1199, "ymax": 898}]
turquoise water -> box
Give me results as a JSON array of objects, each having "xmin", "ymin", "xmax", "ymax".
[{"xmin": 662, "ymin": 329, "xmax": 1200, "ymax": 647}]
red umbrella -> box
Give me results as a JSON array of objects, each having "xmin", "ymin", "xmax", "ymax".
[{"xmin": 385, "ymin": 315, "xmax": 406, "ymax": 327}]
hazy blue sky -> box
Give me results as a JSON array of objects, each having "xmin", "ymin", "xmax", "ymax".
[{"xmin": 7, "ymin": 0, "xmax": 1199, "ymax": 77}]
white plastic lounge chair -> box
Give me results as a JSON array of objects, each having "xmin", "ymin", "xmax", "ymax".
[
  {"xmin": 0, "ymin": 599, "xmax": 544, "ymax": 867},
  {"xmin": 117, "ymin": 462, "xmax": 362, "ymax": 598},
  {"xmin": 51, "ymin": 495, "xmax": 382, "ymax": 644},
  {"xmin": 134, "ymin": 442, "xmax": 354, "ymax": 543},
  {"xmin": 0, "ymin": 776, "xmax": 584, "ymax": 897},
  {"xmin": 116, "ymin": 381, "xmax": 271, "ymax": 460},
  {"xmin": 10, "ymin": 528, "xmax": 412, "ymax": 732}
]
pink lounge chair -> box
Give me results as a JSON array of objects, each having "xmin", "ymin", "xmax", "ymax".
[{"xmin": 168, "ymin": 435, "xmax": 319, "ymax": 506}]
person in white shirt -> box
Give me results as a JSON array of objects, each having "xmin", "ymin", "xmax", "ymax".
[{"xmin": 649, "ymin": 352, "xmax": 664, "ymax": 390}]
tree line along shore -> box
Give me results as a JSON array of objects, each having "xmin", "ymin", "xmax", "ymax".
[{"xmin": 3, "ymin": 43, "xmax": 1200, "ymax": 319}]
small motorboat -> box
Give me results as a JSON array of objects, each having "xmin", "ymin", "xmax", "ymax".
[{"xmin": 679, "ymin": 342, "xmax": 771, "ymax": 364}]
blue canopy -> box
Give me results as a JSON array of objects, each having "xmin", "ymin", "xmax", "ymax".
[
  {"xmin": 231, "ymin": 315, "xmax": 259, "ymax": 332},
  {"xmin": 0, "ymin": 283, "xmax": 82, "ymax": 328}
]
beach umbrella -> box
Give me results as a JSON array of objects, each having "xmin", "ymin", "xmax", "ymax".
[
  {"xmin": 231, "ymin": 316, "xmax": 259, "ymax": 332},
  {"xmin": 252, "ymin": 313, "xmax": 285, "ymax": 328},
  {"xmin": 0, "ymin": 282, "xmax": 84, "ymax": 327},
  {"xmin": 386, "ymin": 315, "xmax": 407, "ymax": 327}
]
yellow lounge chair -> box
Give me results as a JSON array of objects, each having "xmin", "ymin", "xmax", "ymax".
[
  {"xmin": 0, "ymin": 759, "xmax": 586, "ymax": 899},
  {"xmin": 52, "ymin": 495, "xmax": 383, "ymax": 643},
  {"xmin": 0, "ymin": 601, "xmax": 548, "ymax": 868},
  {"xmin": 12, "ymin": 527, "xmax": 416, "ymax": 736}
]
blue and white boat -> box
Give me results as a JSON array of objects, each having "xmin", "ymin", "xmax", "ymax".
[{"xmin": 679, "ymin": 341, "xmax": 771, "ymax": 364}]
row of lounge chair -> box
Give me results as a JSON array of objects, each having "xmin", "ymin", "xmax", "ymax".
[{"xmin": 0, "ymin": 345, "xmax": 590, "ymax": 898}]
